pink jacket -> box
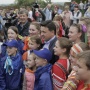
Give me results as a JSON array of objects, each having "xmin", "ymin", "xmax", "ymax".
[{"xmin": 23, "ymin": 68, "xmax": 35, "ymax": 90}]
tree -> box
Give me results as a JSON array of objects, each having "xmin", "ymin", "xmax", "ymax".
[
  {"xmin": 15, "ymin": 0, "xmax": 35, "ymax": 6},
  {"xmin": 44, "ymin": 0, "xmax": 51, "ymax": 3}
]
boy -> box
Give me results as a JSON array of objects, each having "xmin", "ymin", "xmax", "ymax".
[
  {"xmin": 33, "ymin": 48, "xmax": 53, "ymax": 90},
  {"xmin": 0, "ymin": 39, "xmax": 25, "ymax": 90},
  {"xmin": 75, "ymin": 50, "xmax": 90, "ymax": 90}
]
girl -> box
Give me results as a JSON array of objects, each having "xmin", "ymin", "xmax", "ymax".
[
  {"xmin": 79, "ymin": 17, "xmax": 90, "ymax": 44},
  {"xmin": 68, "ymin": 23, "xmax": 85, "ymax": 44},
  {"xmin": 22, "ymin": 35, "xmax": 42, "ymax": 61},
  {"xmin": 1, "ymin": 26, "xmax": 24, "ymax": 58},
  {"xmin": 53, "ymin": 15, "xmax": 64, "ymax": 37},
  {"xmin": 52, "ymin": 37, "xmax": 72, "ymax": 89},
  {"xmin": 23, "ymin": 53, "xmax": 36, "ymax": 90},
  {"xmin": 23, "ymin": 22, "xmax": 41, "ymax": 51},
  {"xmin": 0, "ymin": 39, "xmax": 24, "ymax": 90},
  {"xmin": 61, "ymin": 42, "xmax": 89, "ymax": 90},
  {"xmin": 29, "ymin": 22, "xmax": 40, "ymax": 37}
]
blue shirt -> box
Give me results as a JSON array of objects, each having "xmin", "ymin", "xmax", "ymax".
[{"xmin": 43, "ymin": 36, "xmax": 56, "ymax": 49}]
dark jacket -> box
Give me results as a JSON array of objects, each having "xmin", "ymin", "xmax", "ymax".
[
  {"xmin": 16, "ymin": 21, "xmax": 30, "ymax": 37},
  {"xmin": 34, "ymin": 64, "xmax": 53, "ymax": 90},
  {"xmin": 0, "ymin": 52, "xmax": 25, "ymax": 90},
  {"xmin": 49, "ymin": 36, "xmax": 59, "ymax": 64}
]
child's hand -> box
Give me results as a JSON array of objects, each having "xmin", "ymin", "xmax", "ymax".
[{"xmin": 72, "ymin": 66, "xmax": 80, "ymax": 80}]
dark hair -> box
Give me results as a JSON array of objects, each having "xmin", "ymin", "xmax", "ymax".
[
  {"xmin": 76, "ymin": 50, "xmax": 90, "ymax": 70},
  {"xmin": 8, "ymin": 26, "xmax": 18, "ymax": 34},
  {"xmin": 58, "ymin": 37, "xmax": 72, "ymax": 57},
  {"xmin": 40, "ymin": 20, "xmax": 56, "ymax": 34},
  {"xmin": 30, "ymin": 35, "xmax": 42, "ymax": 50}
]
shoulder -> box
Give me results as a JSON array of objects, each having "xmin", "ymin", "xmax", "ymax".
[
  {"xmin": 25, "ymin": 71, "xmax": 35, "ymax": 81},
  {"xmin": 40, "ymin": 72, "xmax": 51, "ymax": 80}
]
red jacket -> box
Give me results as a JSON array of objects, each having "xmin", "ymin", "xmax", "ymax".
[{"xmin": 77, "ymin": 81, "xmax": 90, "ymax": 90}]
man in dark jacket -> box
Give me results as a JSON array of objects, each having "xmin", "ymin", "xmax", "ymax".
[
  {"xmin": 40, "ymin": 20, "xmax": 59, "ymax": 64},
  {"xmin": 16, "ymin": 9, "xmax": 30, "ymax": 37}
]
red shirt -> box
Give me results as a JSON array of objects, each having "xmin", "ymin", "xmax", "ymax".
[{"xmin": 77, "ymin": 81, "xmax": 90, "ymax": 90}]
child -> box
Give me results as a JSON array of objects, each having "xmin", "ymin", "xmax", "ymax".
[
  {"xmin": 68, "ymin": 24, "xmax": 85, "ymax": 44},
  {"xmin": 23, "ymin": 53, "xmax": 36, "ymax": 90},
  {"xmin": 33, "ymin": 48, "xmax": 53, "ymax": 90},
  {"xmin": 0, "ymin": 39, "xmax": 25, "ymax": 90},
  {"xmin": 1, "ymin": 26, "xmax": 24, "ymax": 58},
  {"xmin": 23, "ymin": 22, "xmax": 41, "ymax": 51},
  {"xmin": 75, "ymin": 50, "xmax": 90, "ymax": 90},
  {"xmin": 22, "ymin": 35, "xmax": 42, "ymax": 61},
  {"xmin": 52, "ymin": 37, "xmax": 72, "ymax": 89},
  {"xmin": 61, "ymin": 42, "xmax": 89, "ymax": 90}
]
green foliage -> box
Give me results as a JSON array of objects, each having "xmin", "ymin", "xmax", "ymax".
[
  {"xmin": 15, "ymin": 0, "xmax": 35, "ymax": 6},
  {"xmin": 15, "ymin": 0, "xmax": 48, "ymax": 8}
]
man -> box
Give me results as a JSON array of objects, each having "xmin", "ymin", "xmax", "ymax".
[
  {"xmin": 70, "ymin": 6, "xmax": 82, "ymax": 24},
  {"xmin": 40, "ymin": 20, "xmax": 58, "ymax": 64},
  {"xmin": 43, "ymin": 4, "xmax": 52, "ymax": 20},
  {"xmin": 16, "ymin": 9, "xmax": 30, "ymax": 37}
]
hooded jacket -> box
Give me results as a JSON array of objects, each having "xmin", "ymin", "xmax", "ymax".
[{"xmin": 34, "ymin": 64, "xmax": 53, "ymax": 90}]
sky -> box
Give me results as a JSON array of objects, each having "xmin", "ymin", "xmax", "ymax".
[
  {"xmin": 0, "ymin": 0, "xmax": 71, "ymax": 5},
  {"xmin": 0, "ymin": 0, "xmax": 15, "ymax": 5},
  {"xmin": 51, "ymin": 0, "xmax": 71, "ymax": 2}
]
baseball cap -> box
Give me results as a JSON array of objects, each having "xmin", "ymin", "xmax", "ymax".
[
  {"xmin": 3, "ymin": 39, "xmax": 19, "ymax": 48},
  {"xmin": 33, "ymin": 48, "xmax": 52, "ymax": 62}
]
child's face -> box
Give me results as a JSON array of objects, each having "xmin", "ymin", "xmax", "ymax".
[
  {"xmin": 75, "ymin": 58, "xmax": 90, "ymax": 81},
  {"xmin": 7, "ymin": 46, "xmax": 17, "ymax": 56},
  {"xmin": 7, "ymin": 29, "xmax": 17, "ymax": 40},
  {"xmin": 53, "ymin": 40, "xmax": 63, "ymax": 56},
  {"xmin": 69, "ymin": 52, "xmax": 77, "ymax": 68},
  {"xmin": 68, "ymin": 26, "xmax": 81, "ymax": 42},
  {"xmin": 35, "ymin": 55, "xmax": 46, "ymax": 67},
  {"xmin": 26, "ymin": 54, "xmax": 36, "ymax": 68},
  {"xmin": 29, "ymin": 25, "xmax": 40, "ymax": 36},
  {"xmin": 28, "ymin": 40, "xmax": 39, "ymax": 50}
]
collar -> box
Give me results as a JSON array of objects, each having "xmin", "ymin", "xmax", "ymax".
[{"xmin": 44, "ymin": 36, "xmax": 56, "ymax": 44}]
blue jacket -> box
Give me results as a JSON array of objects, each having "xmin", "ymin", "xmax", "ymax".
[
  {"xmin": 34, "ymin": 64, "xmax": 53, "ymax": 90},
  {"xmin": 0, "ymin": 52, "xmax": 25, "ymax": 90},
  {"xmin": 1, "ymin": 39, "xmax": 24, "ymax": 58}
]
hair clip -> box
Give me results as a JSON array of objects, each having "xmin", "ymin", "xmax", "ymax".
[{"xmin": 82, "ymin": 24, "xmax": 87, "ymax": 33}]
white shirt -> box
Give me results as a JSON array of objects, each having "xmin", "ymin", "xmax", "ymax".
[
  {"xmin": 28, "ymin": 10, "xmax": 33, "ymax": 20},
  {"xmin": 70, "ymin": 10, "xmax": 82, "ymax": 24}
]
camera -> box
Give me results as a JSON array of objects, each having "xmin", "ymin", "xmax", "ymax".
[
  {"xmin": 33, "ymin": 3, "xmax": 39, "ymax": 8},
  {"xmin": 3, "ymin": 13, "xmax": 17, "ymax": 28}
]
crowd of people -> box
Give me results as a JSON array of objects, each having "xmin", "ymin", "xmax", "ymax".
[{"xmin": 0, "ymin": 0, "xmax": 90, "ymax": 90}]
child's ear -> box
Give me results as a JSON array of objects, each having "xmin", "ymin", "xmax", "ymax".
[
  {"xmin": 63, "ymin": 48, "xmax": 66, "ymax": 53},
  {"xmin": 43, "ymin": 59, "xmax": 48, "ymax": 64}
]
